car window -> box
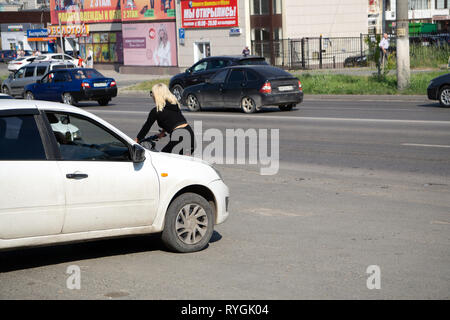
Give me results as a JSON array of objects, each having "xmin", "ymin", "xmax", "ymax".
[
  {"xmin": 35, "ymin": 55, "xmax": 46, "ymax": 61},
  {"xmin": 53, "ymin": 71, "xmax": 66, "ymax": 82},
  {"xmin": 210, "ymin": 69, "xmax": 229, "ymax": 84},
  {"xmin": 45, "ymin": 112, "xmax": 130, "ymax": 161},
  {"xmin": 72, "ymin": 69, "xmax": 103, "ymax": 79},
  {"xmin": 239, "ymin": 58, "xmax": 268, "ymax": 65},
  {"xmin": 25, "ymin": 66, "xmax": 35, "ymax": 78},
  {"xmin": 64, "ymin": 54, "xmax": 73, "ymax": 60},
  {"xmin": 228, "ymin": 70, "xmax": 245, "ymax": 83},
  {"xmin": 41, "ymin": 72, "xmax": 54, "ymax": 84},
  {"xmin": 245, "ymin": 70, "xmax": 259, "ymax": 81},
  {"xmin": 36, "ymin": 65, "xmax": 47, "ymax": 76},
  {"xmin": 53, "ymin": 55, "xmax": 62, "ymax": 60},
  {"xmin": 0, "ymin": 115, "xmax": 46, "ymax": 160},
  {"xmin": 15, "ymin": 68, "xmax": 25, "ymax": 79},
  {"xmin": 208, "ymin": 59, "xmax": 228, "ymax": 70},
  {"xmin": 192, "ymin": 61, "xmax": 208, "ymax": 73}
]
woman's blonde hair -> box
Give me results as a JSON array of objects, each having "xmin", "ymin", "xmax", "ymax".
[{"xmin": 151, "ymin": 83, "xmax": 179, "ymax": 112}]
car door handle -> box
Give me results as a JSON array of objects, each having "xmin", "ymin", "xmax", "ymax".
[{"xmin": 66, "ymin": 173, "xmax": 88, "ymax": 179}]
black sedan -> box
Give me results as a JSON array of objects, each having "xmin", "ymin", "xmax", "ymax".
[
  {"xmin": 427, "ymin": 73, "xmax": 450, "ymax": 107},
  {"xmin": 181, "ymin": 65, "xmax": 303, "ymax": 113},
  {"xmin": 169, "ymin": 55, "xmax": 268, "ymax": 101}
]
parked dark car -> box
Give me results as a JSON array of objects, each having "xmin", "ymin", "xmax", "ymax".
[
  {"xmin": 181, "ymin": 65, "xmax": 303, "ymax": 113},
  {"xmin": 427, "ymin": 73, "xmax": 450, "ymax": 107},
  {"xmin": 0, "ymin": 50, "xmax": 17, "ymax": 63},
  {"xmin": 24, "ymin": 68, "xmax": 117, "ymax": 106},
  {"xmin": 169, "ymin": 55, "xmax": 268, "ymax": 101}
]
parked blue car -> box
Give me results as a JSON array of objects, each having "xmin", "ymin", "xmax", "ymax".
[{"xmin": 24, "ymin": 68, "xmax": 117, "ymax": 106}]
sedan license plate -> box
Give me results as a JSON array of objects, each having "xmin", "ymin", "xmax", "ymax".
[
  {"xmin": 93, "ymin": 82, "xmax": 107, "ymax": 87},
  {"xmin": 278, "ymin": 85, "xmax": 293, "ymax": 92}
]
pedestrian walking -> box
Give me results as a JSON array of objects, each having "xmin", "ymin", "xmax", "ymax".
[
  {"xmin": 379, "ymin": 33, "xmax": 389, "ymax": 68},
  {"xmin": 242, "ymin": 46, "xmax": 250, "ymax": 57}
]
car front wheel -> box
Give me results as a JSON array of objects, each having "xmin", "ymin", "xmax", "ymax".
[
  {"xmin": 161, "ymin": 192, "xmax": 214, "ymax": 253},
  {"xmin": 439, "ymin": 85, "xmax": 450, "ymax": 107},
  {"xmin": 62, "ymin": 93, "xmax": 76, "ymax": 106},
  {"xmin": 171, "ymin": 84, "xmax": 184, "ymax": 102}
]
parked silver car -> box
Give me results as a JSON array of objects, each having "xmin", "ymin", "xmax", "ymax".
[{"xmin": 1, "ymin": 61, "xmax": 75, "ymax": 98}]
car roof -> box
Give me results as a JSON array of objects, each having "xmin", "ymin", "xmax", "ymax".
[
  {"xmin": 201, "ymin": 55, "xmax": 265, "ymax": 61},
  {"xmin": 220, "ymin": 64, "xmax": 295, "ymax": 77}
]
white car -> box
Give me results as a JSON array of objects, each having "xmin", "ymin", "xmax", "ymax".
[
  {"xmin": 7, "ymin": 56, "xmax": 37, "ymax": 72},
  {"xmin": 0, "ymin": 100, "xmax": 229, "ymax": 253},
  {"xmin": 34, "ymin": 53, "xmax": 78, "ymax": 66}
]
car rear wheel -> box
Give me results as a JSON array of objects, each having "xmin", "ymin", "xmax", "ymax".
[
  {"xmin": 25, "ymin": 91, "xmax": 34, "ymax": 100},
  {"xmin": 161, "ymin": 192, "xmax": 214, "ymax": 253},
  {"xmin": 171, "ymin": 84, "xmax": 184, "ymax": 102},
  {"xmin": 98, "ymin": 98, "xmax": 109, "ymax": 106},
  {"xmin": 186, "ymin": 94, "xmax": 201, "ymax": 112},
  {"xmin": 241, "ymin": 96, "xmax": 257, "ymax": 114},
  {"xmin": 279, "ymin": 104, "xmax": 294, "ymax": 111},
  {"xmin": 438, "ymin": 85, "xmax": 450, "ymax": 107},
  {"xmin": 62, "ymin": 93, "xmax": 76, "ymax": 106}
]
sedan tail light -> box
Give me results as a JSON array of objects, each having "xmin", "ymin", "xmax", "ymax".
[
  {"xmin": 14, "ymin": 62, "xmax": 22, "ymax": 65},
  {"xmin": 81, "ymin": 82, "xmax": 90, "ymax": 88},
  {"xmin": 110, "ymin": 81, "xmax": 116, "ymax": 87},
  {"xmin": 259, "ymin": 81, "xmax": 272, "ymax": 94},
  {"xmin": 298, "ymin": 80, "xmax": 303, "ymax": 91}
]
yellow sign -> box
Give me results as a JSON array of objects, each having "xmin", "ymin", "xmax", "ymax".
[
  {"xmin": 397, "ymin": 28, "xmax": 406, "ymax": 37},
  {"xmin": 47, "ymin": 24, "xmax": 90, "ymax": 38}
]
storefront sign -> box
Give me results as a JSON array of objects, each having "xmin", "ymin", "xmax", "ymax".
[
  {"xmin": 229, "ymin": 27, "xmax": 241, "ymax": 36},
  {"xmin": 181, "ymin": 0, "xmax": 238, "ymax": 29},
  {"xmin": 50, "ymin": 0, "xmax": 121, "ymax": 24},
  {"xmin": 121, "ymin": 0, "xmax": 175, "ymax": 22},
  {"xmin": 122, "ymin": 22, "xmax": 177, "ymax": 66},
  {"xmin": 7, "ymin": 25, "xmax": 23, "ymax": 32},
  {"xmin": 27, "ymin": 29, "xmax": 56, "ymax": 42},
  {"xmin": 48, "ymin": 24, "xmax": 90, "ymax": 38},
  {"xmin": 179, "ymin": 28, "xmax": 185, "ymax": 45}
]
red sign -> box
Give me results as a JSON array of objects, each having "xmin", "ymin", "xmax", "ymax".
[
  {"xmin": 181, "ymin": 0, "xmax": 238, "ymax": 29},
  {"xmin": 50, "ymin": 0, "xmax": 121, "ymax": 25}
]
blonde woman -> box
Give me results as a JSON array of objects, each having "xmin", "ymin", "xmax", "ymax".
[{"xmin": 136, "ymin": 83, "xmax": 194, "ymax": 155}]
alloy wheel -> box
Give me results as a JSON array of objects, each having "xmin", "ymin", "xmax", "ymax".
[
  {"xmin": 241, "ymin": 97, "xmax": 256, "ymax": 113},
  {"xmin": 175, "ymin": 204, "xmax": 208, "ymax": 245},
  {"xmin": 440, "ymin": 88, "xmax": 450, "ymax": 106}
]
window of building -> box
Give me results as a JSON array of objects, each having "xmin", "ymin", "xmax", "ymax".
[
  {"xmin": 273, "ymin": 0, "xmax": 282, "ymax": 14},
  {"xmin": 409, "ymin": 0, "xmax": 430, "ymax": 10},
  {"xmin": 436, "ymin": 0, "xmax": 448, "ymax": 9},
  {"xmin": 251, "ymin": 0, "xmax": 270, "ymax": 15},
  {"xmin": 79, "ymin": 32, "xmax": 123, "ymax": 64}
]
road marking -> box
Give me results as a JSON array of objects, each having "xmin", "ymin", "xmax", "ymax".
[
  {"xmin": 89, "ymin": 109, "xmax": 450, "ymax": 125},
  {"xmin": 402, "ymin": 143, "xmax": 450, "ymax": 148}
]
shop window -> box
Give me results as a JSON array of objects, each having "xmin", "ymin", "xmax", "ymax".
[{"xmin": 79, "ymin": 32, "xmax": 123, "ymax": 64}]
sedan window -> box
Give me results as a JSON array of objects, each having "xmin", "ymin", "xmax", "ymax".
[
  {"xmin": 0, "ymin": 115, "xmax": 46, "ymax": 160},
  {"xmin": 228, "ymin": 70, "xmax": 245, "ymax": 83},
  {"xmin": 208, "ymin": 59, "xmax": 227, "ymax": 70},
  {"xmin": 210, "ymin": 69, "xmax": 228, "ymax": 84},
  {"xmin": 45, "ymin": 112, "xmax": 130, "ymax": 162}
]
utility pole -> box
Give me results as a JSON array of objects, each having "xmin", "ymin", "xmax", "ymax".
[
  {"xmin": 396, "ymin": 0, "xmax": 410, "ymax": 90},
  {"xmin": 381, "ymin": 0, "xmax": 386, "ymax": 34}
]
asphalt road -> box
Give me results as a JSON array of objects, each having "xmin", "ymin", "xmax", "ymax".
[{"xmin": 0, "ymin": 95, "xmax": 449, "ymax": 300}]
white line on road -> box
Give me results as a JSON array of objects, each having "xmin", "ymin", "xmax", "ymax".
[
  {"xmin": 402, "ymin": 143, "xmax": 450, "ymax": 148},
  {"xmin": 90, "ymin": 109, "xmax": 450, "ymax": 125}
]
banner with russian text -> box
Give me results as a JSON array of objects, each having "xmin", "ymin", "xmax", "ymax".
[
  {"xmin": 50, "ymin": 0, "xmax": 122, "ymax": 25},
  {"xmin": 181, "ymin": 0, "xmax": 238, "ymax": 29},
  {"xmin": 121, "ymin": 0, "xmax": 175, "ymax": 22}
]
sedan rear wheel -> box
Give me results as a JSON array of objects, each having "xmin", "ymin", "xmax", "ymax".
[
  {"xmin": 62, "ymin": 92, "xmax": 76, "ymax": 106},
  {"xmin": 241, "ymin": 96, "xmax": 257, "ymax": 114},
  {"xmin": 25, "ymin": 91, "xmax": 34, "ymax": 100},
  {"xmin": 439, "ymin": 85, "xmax": 450, "ymax": 107},
  {"xmin": 98, "ymin": 98, "xmax": 109, "ymax": 106},
  {"xmin": 186, "ymin": 94, "xmax": 201, "ymax": 112},
  {"xmin": 161, "ymin": 193, "xmax": 214, "ymax": 253}
]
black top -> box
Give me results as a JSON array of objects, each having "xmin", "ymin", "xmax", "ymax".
[{"xmin": 137, "ymin": 103, "xmax": 187, "ymax": 141}]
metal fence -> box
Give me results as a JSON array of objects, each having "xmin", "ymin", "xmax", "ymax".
[{"xmin": 251, "ymin": 33, "xmax": 450, "ymax": 70}]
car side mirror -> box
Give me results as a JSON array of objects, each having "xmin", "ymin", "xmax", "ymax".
[
  {"xmin": 132, "ymin": 144, "xmax": 146, "ymax": 163},
  {"xmin": 186, "ymin": 68, "xmax": 192, "ymax": 74}
]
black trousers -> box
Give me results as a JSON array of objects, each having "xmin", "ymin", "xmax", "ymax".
[{"xmin": 161, "ymin": 125, "xmax": 195, "ymax": 155}]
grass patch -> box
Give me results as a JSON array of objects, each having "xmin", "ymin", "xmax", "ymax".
[
  {"xmin": 297, "ymin": 71, "xmax": 449, "ymax": 95},
  {"xmin": 124, "ymin": 78, "xmax": 170, "ymax": 91}
]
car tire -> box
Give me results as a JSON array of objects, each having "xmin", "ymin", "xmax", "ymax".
[
  {"xmin": 161, "ymin": 192, "xmax": 214, "ymax": 253},
  {"xmin": 438, "ymin": 85, "xmax": 450, "ymax": 107},
  {"xmin": 62, "ymin": 92, "xmax": 76, "ymax": 106},
  {"xmin": 25, "ymin": 91, "xmax": 34, "ymax": 100},
  {"xmin": 279, "ymin": 104, "xmax": 294, "ymax": 111},
  {"xmin": 98, "ymin": 98, "xmax": 109, "ymax": 106},
  {"xmin": 171, "ymin": 84, "xmax": 184, "ymax": 102},
  {"xmin": 241, "ymin": 96, "xmax": 257, "ymax": 114},
  {"xmin": 2, "ymin": 86, "xmax": 10, "ymax": 95},
  {"xmin": 186, "ymin": 94, "xmax": 201, "ymax": 112}
]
